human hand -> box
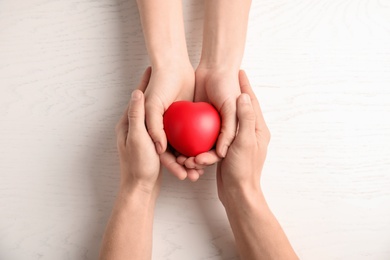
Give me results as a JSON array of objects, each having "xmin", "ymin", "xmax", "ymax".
[
  {"xmin": 175, "ymin": 67, "xmax": 241, "ymax": 181},
  {"xmin": 116, "ymin": 67, "xmax": 161, "ymax": 194},
  {"xmin": 216, "ymin": 70, "xmax": 271, "ymax": 206},
  {"xmin": 144, "ymin": 64, "xmax": 200, "ymax": 180},
  {"xmin": 195, "ymin": 68, "xmax": 241, "ymax": 157}
]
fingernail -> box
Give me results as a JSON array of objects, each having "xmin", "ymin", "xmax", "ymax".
[
  {"xmin": 131, "ymin": 90, "xmax": 141, "ymax": 100},
  {"xmin": 156, "ymin": 142, "xmax": 163, "ymax": 154},
  {"xmin": 221, "ymin": 145, "xmax": 228, "ymax": 158},
  {"xmin": 242, "ymin": 94, "xmax": 250, "ymax": 103}
]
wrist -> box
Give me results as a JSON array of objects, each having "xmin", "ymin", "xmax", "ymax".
[
  {"xmin": 114, "ymin": 186, "xmax": 158, "ymax": 217},
  {"xmin": 195, "ymin": 66, "xmax": 239, "ymax": 80},
  {"xmin": 197, "ymin": 55, "xmax": 241, "ymax": 72},
  {"xmin": 150, "ymin": 52, "xmax": 192, "ymax": 71},
  {"xmin": 198, "ymin": 24, "xmax": 245, "ymax": 72},
  {"xmin": 119, "ymin": 178, "xmax": 160, "ymax": 200},
  {"xmin": 222, "ymin": 185, "xmax": 265, "ymax": 211},
  {"xmin": 151, "ymin": 59, "xmax": 193, "ymax": 73}
]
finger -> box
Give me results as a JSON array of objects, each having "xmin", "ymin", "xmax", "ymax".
[
  {"xmin": 160, "ymin": 152, "xmax": 187, "ymax": 180},
  {"xmin": 145, "ymin": 101, "xmax": 167, "ymax": 154},
  {"xmin": 197, "ymin": 169, "xmax": 205, "ymax": 176},
  {"xmin": 216, "ymin": 98, "xmax": 237, "ymax": 158},
  {"xmin": 127, "ymin": 90, "xmax": 146, "ymax": 134},
  {"xmin": 176, "ymin": 155, "xmax": 187, "ymax": 166},
  {"xmin": 116, "ymin": 104, "xmax": 129, "ymax": 147},
  {"xmin": 236, "ymin": 94, "xmax": 256, "ymax": 139},
  {"xmin": 238, "ymin": 70, "xmax": 267, "ymax": 132},
  {"xmin": 184, "ymin": 157, "xmax": 197, "ymax": 169},
  {"xmin": 194, "ymin": 150, "xmax": 221, "ymax": 166},
  {"xmin": 239, "ymin": 70, "xmax": 271, "ymax": 143},
  {"xmin": 184, "ymin": 157, "xmax": 210, "ymax": 170},
  {"xmin": 137, "ymin": 67, "xmax": 152, "ymax": 92},
  {"xmin": 187, "ymin": 169, "xmax": 200, "ymax": 182}
]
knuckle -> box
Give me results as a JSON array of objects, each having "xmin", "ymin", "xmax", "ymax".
[
  {"xmin": 127, "ymin": 109, "xmax": 139, "ymax": 120},
  {"xmin": 245, "ymin": 110, "xmax": 256, "ymax": 122}
]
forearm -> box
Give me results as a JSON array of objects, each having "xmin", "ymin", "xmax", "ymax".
[
  {"xmin": 224, "ymin": 188, "xmax": 298, "ymax": 260},
  {"xmin": 99, "ymin": 186, "xmax": 159, "ymax": 260},
  {"xmin": 199, "ymin": 0, "xmax": 252, "ymax": 71},
  {"xmin": 136, "ymin": 0, "xmax": 190, "ymax": 68}
]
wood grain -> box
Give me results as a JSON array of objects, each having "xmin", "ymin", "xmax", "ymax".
[{"xmin": 1, "ymin": 0, "xmax": 390, "ymax": 259}]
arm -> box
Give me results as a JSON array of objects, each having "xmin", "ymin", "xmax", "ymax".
[
  {"xmin": 136, "ymin": 0, "xmax": 197, "ymax": 180},
  {"xmin": 199, "ymin": 0, "xmax": 252, "ymax": 72},
  {"xmin": 100, "ymin": 68, "xmax": 161, "ymax": 260},
  {"xmin": 195, "ymin": 0, "xmax": 252, "ymax": 158},
  {"xmin": 224, "ymin": 189, "xmax": 297, "ymax": 260},
  {"xmin": 176, "ymin": 0, "xmax": 252, "ymax": 176},
  {"xmin": 99, "ymin": 188, "xmax": 158, "ymax": 260},
  {"xmin": 218, "ymin": 71, "xmax": 298, "ymax": 259},
  {"xmin": 136, "ymin": 0, "xmax": 190, "ymax": 69}
]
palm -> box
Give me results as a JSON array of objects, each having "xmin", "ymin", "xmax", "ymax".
[
  {"xmin": 143, "ymin": 66, "xmax": 197, "ymax": 180},
  {"xmin": 194, "ymin": 68, "xmax": 241, "ymax": 161},
  {"xmin": 144, "ymin": 68, "xmax": 195, "ymax": 113},
  {"xmin": 194, "ymin": 69, "xmax": 240, "ymax": 110}
]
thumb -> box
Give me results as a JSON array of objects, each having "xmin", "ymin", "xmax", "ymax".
[
  {"xmin": 236, "ymin": 93, "xmax": 256, "ymax": 139},
  {"xmin": 128, "ymin": 90, "xmax": 146, "ymax": 133},
  {"xmin": 216, "ymin": 99, "xmax": 237, "ymax": 158},
  {"xmin": 145, "ymin": 101, "xmax": 167, "ymax": 154}
]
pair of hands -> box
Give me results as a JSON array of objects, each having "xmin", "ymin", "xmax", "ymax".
[
  {"xmin": 144, "ymin": 65, "xmax": 241, "ymax": 182},
  {"xmin": 116, "ymin": 67, "xmax": 270, "ymax": 200}
]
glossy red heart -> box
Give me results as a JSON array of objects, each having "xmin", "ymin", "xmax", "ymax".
[{"xmin": 163, "ymin": 101, "xmax": 221, "ymax": 157}]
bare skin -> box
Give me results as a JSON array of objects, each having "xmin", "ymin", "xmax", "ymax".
[
  {"xmin": 99, "ymin": 70, "xmax": 298, "ymax": 260},
  {"xmin": 99, "ymin": 68, "xmax": 161, "ymax": 260},
  {"xmin": 136, "ymin": 0, "xmax": 252, "ymax": 181}
]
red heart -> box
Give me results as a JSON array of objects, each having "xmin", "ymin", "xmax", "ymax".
[{"xmin": 163, "ymin": 101, "xmax": 221, "ymax": 157}]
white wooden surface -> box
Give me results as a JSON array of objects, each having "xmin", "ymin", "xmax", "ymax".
[{"xmin": 1, "ymin": 0, "xmax": 390, "ymax": 259}]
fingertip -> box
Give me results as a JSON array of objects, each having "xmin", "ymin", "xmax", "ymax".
[
  {"xmin": 160, "ymin": 152, "xmax": 187, "ymax": 180},
  {"xmin": 239, "ymin": 69, "xmax": 247, "ymax": 79},
  {"xmin": 217, "ymin": 101, "xmax": 238, "ymax": 158},
  {"xmin": 236, "ymin": 94, "xmax": 257, "ymax": 138},
  {"xmin": 236, "ymin": 94, "xmax": 254, "ymax": 120},
  {"xmin": 238, "ymin": 93, "xmax": 251, "ymax": 104},
  {"xmin": 195, "ymin": 150, "xmax": 221, "ymax": 165},
  {"xmin": 184, "ymin": 157, "xmax": 197, "ymax": 169},
  {"xmin": 216, "ymin": 142, "xmax": 228, "ymax": 158},
  {"xmin": 239, "ymin": 70, "xmax": 252, "ymax": 95},
  {"xmin": 178, "ymin": 172, "xmax": 187, "ymax": 181},
  {"xmin": 176, "ymin": 155, "xmax": 187, "ymax": 165},
  {"xmin": 145, "ymin": 117, "xmax": 167, "ymax": 154},
  {"xmin": 155, "ymin": 142, "xmax": 164, "ymax": 154},
  {"xmin": 173, "ymin": 166, "xmax": 187, "ymax": 181},
  {"xmin": 131, "ymin": 89, "xmax": 143, "ymax": 101},
  {"xmin": 187, "ymin": 170, "xmax": 200, "ymax": 182}
]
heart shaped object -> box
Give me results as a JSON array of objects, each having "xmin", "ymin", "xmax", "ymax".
[{"xmin": 163, "ymin": 101, "xmax": 221, "ymax": 157}]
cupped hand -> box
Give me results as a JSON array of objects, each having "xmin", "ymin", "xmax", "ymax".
[
  {"xmin": 175, "ymin": 67, "xmax": 241, "ymax": 181},
  {"xmin": 116, "ymin": 67, "xmax": 161, "ymax": 194},
  {"xmin": 195, "ymin": 68, "xmax": 241, "ymax": 157},
  {"xmin": 216, "ymin": 70, "xmax": 271, "ymax": 206},
  {"xmin": 144, "ymin": 64, "xmax": 203, "ymax": 180}
]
